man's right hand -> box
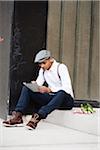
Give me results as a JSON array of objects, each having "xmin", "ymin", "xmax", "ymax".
[{"xmin": 38, "ymin": 86, "xmax": 51, "ymax": 93}]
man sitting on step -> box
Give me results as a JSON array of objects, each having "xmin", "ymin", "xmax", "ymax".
[{"xmin": 3, "ymin": 50, "xmax": 74, "ymax": 130}]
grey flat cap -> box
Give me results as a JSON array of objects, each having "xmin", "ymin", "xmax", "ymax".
[{"xmin": 34, "ymin": 50, "xmax": 51, "ymax": 63}]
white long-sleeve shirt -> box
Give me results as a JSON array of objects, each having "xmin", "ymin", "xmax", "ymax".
[{"xmin": 36, "ymin": 60, "xmax": 74, "ymax": 98}]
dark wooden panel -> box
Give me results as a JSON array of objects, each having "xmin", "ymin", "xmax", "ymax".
[{"xmin": 9, "ymin": 1, "xmax": 48, "ymax": 113}]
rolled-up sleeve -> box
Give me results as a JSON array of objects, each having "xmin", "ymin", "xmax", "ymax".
[
  {"xmin": 36, "ymin": 68, "xmax": 45, "ymax": 86},
  {"xmin": 56, "ymin": 64, "xmax": 74, "ymax": 97}
]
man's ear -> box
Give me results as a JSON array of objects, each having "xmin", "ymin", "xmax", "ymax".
[{"xmin": 50, "ymin": 58, "xmax": 54, "ymax": 63}]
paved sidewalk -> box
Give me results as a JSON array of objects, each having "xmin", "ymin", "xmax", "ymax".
[{"xmin": 0, "ymin": 108, "xmax": 100, "ymax": 150}]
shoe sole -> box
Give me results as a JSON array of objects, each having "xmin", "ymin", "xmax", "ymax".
[
  {"xmin": 2, "ymin": 123, "xmax": 24, "ymax": 127},
  {"xmin": 25, "ymin": 125, "xmax": 35, "ymax": 130}
]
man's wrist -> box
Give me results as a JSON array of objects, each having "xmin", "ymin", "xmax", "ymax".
[{"xmin": 48, "ymin": 88, "xmax": 52, "ymax": 93}]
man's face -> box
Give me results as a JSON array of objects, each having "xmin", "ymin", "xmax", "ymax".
[{"xmin": 38, "ymin": 58, "xmax": 53, "ymax": 70}]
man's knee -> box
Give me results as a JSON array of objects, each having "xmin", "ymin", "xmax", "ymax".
[
  {"xmin": 57, "ymin": 90, "xmax": 67, "ymax": 96},
  {"xmin": 22, "ymin": 85, "xmax": 29, "ymax": 92},
  {"xmin": 57, "ymin": 90, "xmax": 74, "ymax": 110}
]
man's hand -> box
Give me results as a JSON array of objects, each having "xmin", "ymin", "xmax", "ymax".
[{"xmin": 39, "ymin": 86, "xmax": 51, "ymax": 93}]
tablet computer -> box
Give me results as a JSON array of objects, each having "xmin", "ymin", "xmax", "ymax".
[{"xmin": 23, "ymin": 82, "xmax": 39, "ymax": 92}]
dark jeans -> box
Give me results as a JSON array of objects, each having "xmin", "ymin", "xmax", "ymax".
[{"xmin": 15, "ymin": 86, "xmax": 74, "ymax": 119}]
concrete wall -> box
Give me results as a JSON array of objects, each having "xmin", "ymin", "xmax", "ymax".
[
  {"xmin": 0, "ymin": 1, "xmax": 13, "ymax": 119},
  {"xmin": 47, "ymin": 1, "xmax": 99, "ymax": 101}
]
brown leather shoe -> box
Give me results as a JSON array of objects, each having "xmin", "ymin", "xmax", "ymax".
[
  {"xmin": 3, "ymin": 111, "xmax": 23, "ymax": 127},
  {"xmin": 25, "ymin": 113, "xmax": 41, "ymax": 130}
]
